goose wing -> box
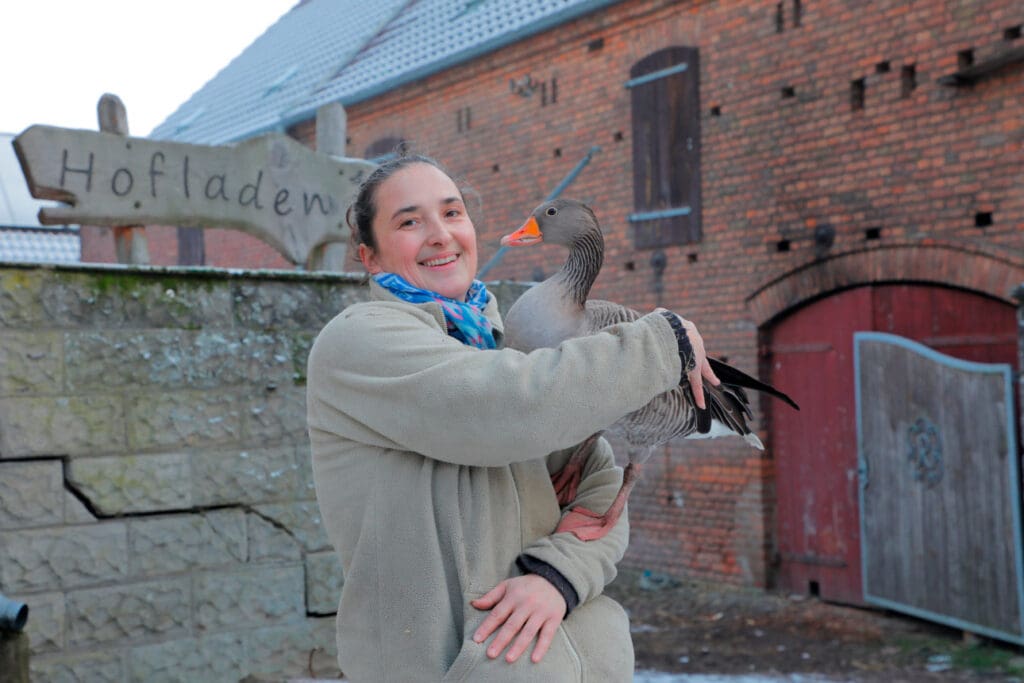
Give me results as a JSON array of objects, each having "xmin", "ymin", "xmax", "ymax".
[
  {"xmin": 583, "ymin": 298, "xmax": 643, "ymax": 333},
  {"xmin": 585, "ymin": 299, "xmax": 773, "ymax": 447}
]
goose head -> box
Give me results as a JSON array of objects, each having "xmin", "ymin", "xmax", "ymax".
[{"xmin": 500, "ymin": 199, "xmax": 601, "ymax": 249}]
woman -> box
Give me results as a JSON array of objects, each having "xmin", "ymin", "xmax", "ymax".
[{"xmin": 307, "ymin": 154, "xmax": 718, "ymax": 681}]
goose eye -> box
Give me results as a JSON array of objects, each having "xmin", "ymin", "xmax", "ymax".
[{"xmin": 545, "ymin": 207, "xmax": 558, "ymax": 216}]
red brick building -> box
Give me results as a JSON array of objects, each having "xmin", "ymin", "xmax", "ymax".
[{"xmin": 87, "ymin": 0, "xmax": 1024, "ymax": 598}]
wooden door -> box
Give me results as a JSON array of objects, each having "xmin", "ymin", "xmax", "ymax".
[
  {"xmin": 856, "ymin": 333, "xmax": 1024, "ymax": 645},
  {"xmin": 766, "ymin": 284, "xmax": 1017, "ymax": 604},
  {"xmin": 767, "ymin": 287, "xmax": 872, "ymax": 603}
]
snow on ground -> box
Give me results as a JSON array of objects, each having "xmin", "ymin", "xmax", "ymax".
[
  {"xmin": 634, "ymin": 673, "xmax": 845, "ymax": 683},
  {"xmin": 302, "ymin": 672, "xmax": 848, "ymax": 682}
]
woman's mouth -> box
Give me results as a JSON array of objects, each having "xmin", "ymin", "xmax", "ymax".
[{"xmin": 421, "ymin": 254, "xmax": 459, "ymax": 268}]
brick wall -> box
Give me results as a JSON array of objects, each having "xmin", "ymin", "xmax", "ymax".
[
  {"xmin": 81, "ymin": 224, "xmax": 290, "ymax": 270},
  {"xmin": 81, "ymin": 0, "xmax": 1024, "ymax": 584}
]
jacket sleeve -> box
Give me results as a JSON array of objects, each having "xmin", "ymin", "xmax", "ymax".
[
  {"xmin": 306, "ymin": 302, "xmax": 681, "ymax": 467},
  {"xmin": 518, "ymin": 437, "xmax": 628, "ymax": 606}
]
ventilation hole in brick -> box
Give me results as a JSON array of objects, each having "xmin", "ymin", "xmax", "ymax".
[
  {"xmin": 958, "ymin": 48, "xmax": 975, "ymax": 69},
  {"xmin": 809, "ymin": 580, "xmax": 820, "ymax": 597},
  {"xmin": 775, "ymin": 2, "xmax": 784, "ymax": 32},
  {"xmin": 551, "ymin": 77, "xmax": 558, "ymax": 104},
  {"xmin": 865, "ymin": 226, "xmax": 882, "ymax": 240},
  {"xmin": 624, "ymin": 260, "xmax": 635, "ymax": 271},
  {"xmin": 456, "ymin": 107, "xmax": 472, "ymax": 132},
  {"xmin": 553, "ymin": 148, "xmax": 562, "ymax": 158},
  {"xmin": 687, "ymin": 253, "xmax": 698, "ymax": 263},
  {"xmin": 781, "ymin": 85, "xmax": 795, "ymax": 99},
  {"xmin": 1005, "ymin": 25, "xmax": 1022, "ymax": 41},
  {"xmin": 776, "ymin": 239, "xmax": 791, "ymax": 252},
  {"xmin": 792, "ymin": 0, "xmax": 802, "ymax": 27},
  {"xmin": 850, "ymin": 78, "xmax": 865, "ymax": 111},
  {"xmin": 492, "ymin": 163, "xmax": 500, "ymax": 173},
  {"xmin": 710, "ymin": 105, "xmax": 722, "ymax": 116},
  {"xmin": 587, "ymin": 37, "xmax": 605, "ymax": 51},
  {"xmin": 613, "ymin": 131, "xmax": 624, "ymax": 142},
  {"xmin": 901, "ymin": 64, "xmax": 917, "ymax": 98},
  {"xmin": 875, "ymin": 60, "xmax": 891, "ymax": 74},
  {"xmin": 346, "ymin": 136, "xmax": 352, "ymax": 145},
  {"xmin": 975, "ymin": 211, "xmax": 993, "ymax": 227}
]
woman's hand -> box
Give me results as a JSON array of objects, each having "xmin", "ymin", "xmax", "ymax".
[
  {"xmin": 470, "ymin": 575, "xmax": 567, "ymax": 664},
  {"xmin": 655, "ymin": 309, "xmax": 721, "ymax": 409},
  {"xmin": 678, "ymin": 315, "xmax": 720, "ymax": 409}
]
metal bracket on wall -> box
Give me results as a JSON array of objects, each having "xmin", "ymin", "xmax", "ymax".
[
  {"xmin": 938, "ymin": 45, "xmax": 1024, "ymax": 85},
  {"xmin": 477, "ymin": 145, "xmax": 601, "ymax": 278}
]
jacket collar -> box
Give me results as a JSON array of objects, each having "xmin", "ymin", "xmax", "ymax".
[{"xmin": 367, "ymin": 278, "xmax": 505, "ymax": 341}]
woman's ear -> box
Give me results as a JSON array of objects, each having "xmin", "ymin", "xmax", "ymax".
[{"xmin": 359, "ymin": 243, "xmax": 382, "ymax": 273}]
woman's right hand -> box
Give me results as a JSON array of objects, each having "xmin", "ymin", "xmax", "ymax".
[
  {"xmin": 656, "ymin": 309, "xmax": 720, "ymax": 409},
  {"xmin": 470, "ymin": 574, "xmax": 566, "ymax": 664}
]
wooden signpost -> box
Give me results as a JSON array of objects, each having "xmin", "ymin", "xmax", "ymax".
[
  {"xmin": 13, "ymin": 98, "xmax": 375, "ymax": 269},
  {"xmin": 97, "ymin": 94, "xmax": 149, "ymax": 265}
]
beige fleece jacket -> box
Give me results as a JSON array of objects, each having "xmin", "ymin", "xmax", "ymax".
[{"xmin": 307, "ymin": 280, "xmax": 681, "ymax": 682}]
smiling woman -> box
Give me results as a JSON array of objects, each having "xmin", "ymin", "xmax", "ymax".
[
  {"xmin": 355, "ymin": 160, "xmax": 479, "ymax": 300},
  {"xmin": 307, "ymin": 151, "xmax": 716, "ymax": 681}
]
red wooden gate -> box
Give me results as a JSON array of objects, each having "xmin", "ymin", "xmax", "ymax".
[{"xmin": 765, "ymin": 284, "xmax": 1017, "ymax": 604}]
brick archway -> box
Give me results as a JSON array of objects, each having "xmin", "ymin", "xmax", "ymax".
[
  {"xmin": 746, "ymin": 243, "xmax": 1024, "ymax": 327},
  {"xmin": 751, "ymin": 245, "xmax": 1022, "ymax": 603}
]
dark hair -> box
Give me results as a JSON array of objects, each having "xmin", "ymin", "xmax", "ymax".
[{"xmin": 346, "ymin": 153, "xmax": 452, "ymax": 251}]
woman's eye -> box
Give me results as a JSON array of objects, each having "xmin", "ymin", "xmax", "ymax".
[
  {"xmin": 399, "ymin": 218, "xmax": 418, "ymax": 228},
  {"xmin": 446, "ymin": 209, "xmax": 461, "ymax": 218}
]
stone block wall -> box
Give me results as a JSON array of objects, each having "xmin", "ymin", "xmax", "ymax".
[{"xmin": 0, "ymin": 262, "xmax": 529, "ymax": 682}]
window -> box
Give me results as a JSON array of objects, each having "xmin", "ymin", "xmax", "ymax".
[
  {"xmin": 627, "ymin": 47, "xmax": 702, "ymax": 248},
  {"xmin": 177, "ymin": 227, "xmax": 204, "ymax": 265},
  {"xmin": 364, "ymin": 137, "xmax": 407, "ymax": 162}
]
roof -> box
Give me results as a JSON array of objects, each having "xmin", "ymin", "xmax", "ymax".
[
  {"xmin": 151, "ymin": 0, "xmax": 620, "ymax": 144},
  {"xmin": 0, "ymin": 226, "xmax": 80, "ymax": 264},
  {"xmin": 0, "ymin": 133, "xmax": 80, "ymax": 263}
]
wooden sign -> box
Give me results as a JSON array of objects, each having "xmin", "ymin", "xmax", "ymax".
[{"xmin": 13, "ymin": 125, "xmax": 376, "ymax": 266}]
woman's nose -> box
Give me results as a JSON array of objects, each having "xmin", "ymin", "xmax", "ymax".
[{"xmin": 424, "ymin": 217, "xmax": 452, "ymax": 244}]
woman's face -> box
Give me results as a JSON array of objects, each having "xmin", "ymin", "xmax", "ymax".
[{"xmin": 359, "ymin": 163, "xmax": 479, "ymax": 301}]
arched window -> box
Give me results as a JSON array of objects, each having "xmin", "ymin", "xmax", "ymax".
[
  {"xmin": 364, "ymin": 137, "xmax": 407, "ymax": 162},
  {"xmin": 627, "ymin": 47, "xmax": 702, "ymax": 248}
]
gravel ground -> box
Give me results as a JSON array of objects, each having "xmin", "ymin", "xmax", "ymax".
[{"xmin": 606, "ymin": 569, "xmax": 1024, "ymax": 682}]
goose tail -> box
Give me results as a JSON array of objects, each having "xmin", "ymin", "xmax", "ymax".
[
  {"xmin": 707, "ymin": 357, "xmax": 800, "ymax": 410},
  {"xmin": 683, "ymin": 417, "xmax": 765, "ymax": 450}
]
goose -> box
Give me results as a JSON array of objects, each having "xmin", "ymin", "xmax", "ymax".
[{"xmin": 500, "ymin": 198, "xmax": 799, "ymax": 541}]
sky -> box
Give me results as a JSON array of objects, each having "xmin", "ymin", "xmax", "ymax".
[{"xmin": 2, "ymin": 1, "xmax": 297, "ymax": 137}]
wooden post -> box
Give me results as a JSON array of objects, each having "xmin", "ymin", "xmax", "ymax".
[
  {"xmin": 1013, "ymin": 283, "xmax": 1024, "ymax": 444},
  {"xmin": 0, "ymin": 632, "xmax": 29, "ymax": 683},
  {"xmin": 98, "ymin": 94, "xmax": 150, "ymax": 265},
  {"xmin": 307, "ymin": 103, "xmax": 349, "ymax": 271}
]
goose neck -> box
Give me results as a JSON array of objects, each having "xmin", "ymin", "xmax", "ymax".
[{"xmin": 557, "ymin": 228, "xmax": 604, "ymax": 306}]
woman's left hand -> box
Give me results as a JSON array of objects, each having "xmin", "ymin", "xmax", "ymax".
[{"xmin": 471, "ymin": 575, "xmax": 566, "ymax": 664}]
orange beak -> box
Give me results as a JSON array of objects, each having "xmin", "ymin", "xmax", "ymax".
[{"xmin": 500, "ymin": 216, "xmax": 543, "ymax": 247}]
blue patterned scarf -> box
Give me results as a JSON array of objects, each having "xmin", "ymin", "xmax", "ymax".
[{"xmin": 373, "ymin": 273, "xmax": 496, "ymax": 350}]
